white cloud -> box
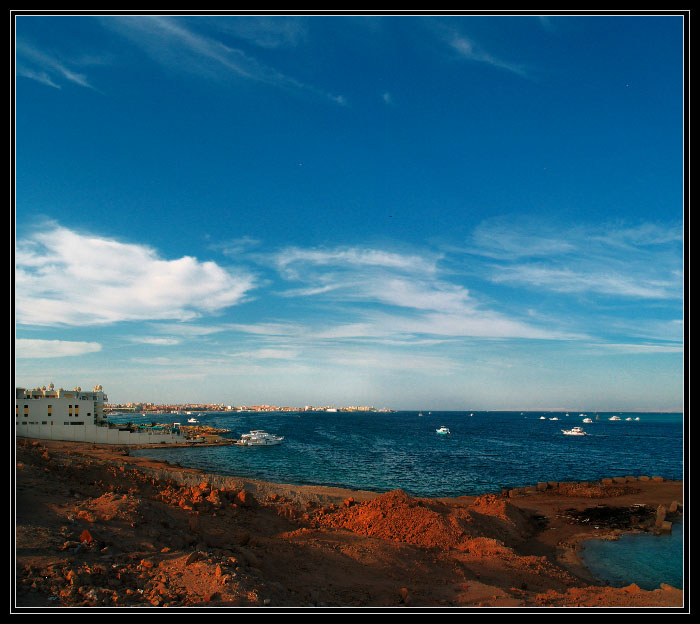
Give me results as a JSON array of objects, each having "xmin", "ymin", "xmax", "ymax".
[
  {"xmin": 16, "ymin": 224, "xmax": 256, "ymax": 326},
  {"xmin": 266, "ymin": 243, "xmax": 567, "ymax": 341},
  {"xmin": 467, "ymin": 217, "xmax": 683, "ymax": 300},
  {"xmin": 128, "ymin": 336, "xmax": 182, "ymax": 346},
  {"xmin": 101, "ymin": 16, "xmax": 345, "ymax": 105},
  {"xmin": 16, "ymin": 338, "xmax": 102, "ymax": 358},
  {"xmin": 16, "ymin": 40, "xmax": 97, "ymax": 90}
]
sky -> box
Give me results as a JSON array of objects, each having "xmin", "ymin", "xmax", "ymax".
[{"xmin": 13, "ymin": 12, "xmax": 686, "ymax": 410}]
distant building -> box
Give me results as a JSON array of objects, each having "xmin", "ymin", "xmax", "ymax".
[{"xmin": 15, "ymin": 383, "xmax": 182, "ymax": 445}]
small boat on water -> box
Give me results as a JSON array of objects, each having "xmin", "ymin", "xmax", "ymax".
[
  {"xmin": 436, "ymin": 426, "xmax": 451, "ymax": 435},
  {"xmin": 582, "ymin": 417, "xmax": 593, "ymax": 423},
  {"xmin": 237, "ymin": 430, "xmax": 284, "ymax": 446},
  {"xmin": 549, "ymin": 417, "xmax": 559, "ymax": 421},
  {"xmin": 609, "ymin": 415, "xmax": 621, "ymax": 421},
  {"xmin": 187, "ymin": 417, "xmax": 199, "ymax": 423},
  {"xmin": 562, "ymin": 427, "xmax": 587, "ymax": 436},
  {"xmin": 539, "ymin": 416, "xmax": 546, "ymax": 420}
]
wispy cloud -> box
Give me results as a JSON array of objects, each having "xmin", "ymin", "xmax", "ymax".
[
  {"xmin": 16, "ymin": 223, "xmax": 256, "ymax": 326},
  {"xmin": 265, "ymin": 243, "xmax": 570, "ymax": 342},
  {"xmin": 16, "ymin": 40, "xmax": 98, "ymax": 90},
  {"xmin": 16, "ymin": 338, "xmax": 102, "ymax": 358},
  {"xmin": 426, "ymin": 20, "xmax": 530, "ymax": 78},
  {"xmin": 101, "ymin": 16, "xmax": 346, "ymax": 105},
  {"xmin": 205, "ymin": 16, "xmax": 308, "ymax": 49},
  {"xmin": 466, "ymin": 216, "xmax": 683, "ymax": 300}
]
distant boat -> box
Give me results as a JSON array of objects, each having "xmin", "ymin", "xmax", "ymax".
[
  {"xmin": 539, "ymin": 416, "xmax": 546, "ymax": 420},
  {"xmin": 436, "ymin": 426, "xmax": 451, "ymax": 435},
  {"xmin": 562, "ymin": 427, "xmax": 587, "ymax": 436},
  {"xmin": 549, "ymin": 417, "xmax": 559, "ymax": 421},
  {"xmin": 609, "ymin": 415, "xmax": 621, "ymax": 421},
  {"xmin": 634, "ymin": 417, "xmax": 640, "ymax": 421},
  {"xmin": 418, "ymin": 412, "xmax": 423, "ymax": 417},
  {"xmin": 187, "ymin": 417, "xmax": 199, "ymax": 423},
  {"xmin": 583, "ymin": 417, "xmax": 593, "ymax": 423}
]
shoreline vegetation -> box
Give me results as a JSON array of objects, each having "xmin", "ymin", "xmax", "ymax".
[{"xmin": 14, "ymin": 438, "xmax": 684, "ymax": 610}]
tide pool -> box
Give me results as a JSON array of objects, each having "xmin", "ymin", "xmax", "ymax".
[{"xmin": 580, "ymin": 521, "xmax": 684, "ymax": 590}]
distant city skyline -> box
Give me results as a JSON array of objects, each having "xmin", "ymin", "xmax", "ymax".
[{"xmin": 14, "ymin": 12, "xmax": 685, "ymax": 411}]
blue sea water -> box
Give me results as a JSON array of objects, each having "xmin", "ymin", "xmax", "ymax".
[
  {"xmin": 119, "ymin": 410, "xmax": 684, "ymax": 590},
  {"xmin": 118, "ymin": 410, "xmax": 683, "ymax": 498}
]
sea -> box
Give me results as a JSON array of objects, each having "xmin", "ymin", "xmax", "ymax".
[{"xmin": 114, "ymin": 410, "xmax": 685, "ymax": 590}]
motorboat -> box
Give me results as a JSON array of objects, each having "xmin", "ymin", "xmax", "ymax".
[
  {"xmin": 549, "ymin": 417, "xmax": 559, "ymax": 421},
  {"xmin": 609, "ymin": 415, "xmax": 621, "ymax": 421},
  {"xmin": 539, "ymin": 416, "xmax": 546, "ymax": 420},
  {"xmin": 187, "ymin": 417, "xmax": 199, "ymax": 423},
  {"xmin": 562, "ymin": 427, "xmax": 587, "ymax": 436},
  {"xmin": 582, "ymin": 417, "xmax": 593, "ymax": 423},
  {"xmin": 238, "ymin": 430, "xmax": 284, "ymax": 446},
  {"xmin": 436, "ymin": 426, "xmax": 451, "ymax": 435}
]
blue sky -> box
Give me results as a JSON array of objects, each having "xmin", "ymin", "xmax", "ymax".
[{"xmin": 14, "ymin": 13, "xmax": 685, "ymax": 410}]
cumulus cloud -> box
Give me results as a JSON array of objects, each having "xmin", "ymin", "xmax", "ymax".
[
  {"xmin": 15, "ymin": 224, "xmax": 256, "ymax": 326},
  {"xmin": 16, "ymin": 338, "xmax": 102, "ymax": 358}
]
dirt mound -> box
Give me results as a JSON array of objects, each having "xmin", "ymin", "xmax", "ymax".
[
  {"xmin": 317, "ymin": 489, "xmax": 536, "ymax": 552},
  {"xmin": 74, "ymin": 492, "xmax": 144, "ymax": 523},
  {"xmin": 318, "ymin": 489, "xmax": 470, "ymax": 550}
]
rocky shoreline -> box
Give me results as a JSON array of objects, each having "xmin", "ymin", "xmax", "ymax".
[{"xmin": 14, "ymin": 438, "xmax": 685, "ymax": 610}]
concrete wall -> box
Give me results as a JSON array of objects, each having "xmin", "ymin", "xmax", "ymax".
[{"xmin": 15, "ymin": 422, "xmax": 182, "ymax": 445}]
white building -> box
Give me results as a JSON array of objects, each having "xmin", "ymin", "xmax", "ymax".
[{"xmin": 15, "ymin": 383, "xmax": 183, "ymax": 445}]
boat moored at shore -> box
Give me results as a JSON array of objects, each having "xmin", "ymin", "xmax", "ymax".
[{"xmin": 237, "ymin": 430, "xmax": 284, "ymax": 446}]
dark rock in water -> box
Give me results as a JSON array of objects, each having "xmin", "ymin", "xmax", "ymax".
[{"xmin": 565, "ymin": 504, "xmax": 655, "ymax": 529}]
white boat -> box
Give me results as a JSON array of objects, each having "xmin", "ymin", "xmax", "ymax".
[
  {"xmin": 549, "ymin": 417, "xmax": 559, "ymax": 421},
  {"xmin": 609, "ymin": 415, "xmax": 621, "ymax": 421},
  {"xmin": 187, "ymin": 417, "xmax": 199, "ymax": 423},
  {"xmin": 539, "ymin": 416, "xmax": 546, "ymax": 420},
  {"xmin": 583, "ymin": 417, "xmax": 593, "ymax": 423},
  {"xmin": 634, "ymin": 417, "xmax": 640, "ymax": 421},
  {"xmin": 238, "ymin": 430, "xmax": 284, "ymax": 446},
  {"xmin": 436, "ymin": 426, "xmax": 451, "ymax": 435},
  {"xmin": 562, "ymin": 427, "xmax": 587, "ymax": 436}
]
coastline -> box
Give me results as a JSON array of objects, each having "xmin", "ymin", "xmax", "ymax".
[{"xmin": 14, "ymin": 438, "xmax": 684, "ymax": 609}]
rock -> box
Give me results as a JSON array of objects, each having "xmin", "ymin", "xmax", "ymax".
[
  {"xmin": 655, "ymin": 505, "xmax": 667, "ymax": 527},
  {"xmin": 399, "ymin": 587, "xmax": 412, "ymax": 606},
  {"xmin": 660, "ymin": 521, "xmax": 673, "ymax": 533},
  {"xmin": 235, "ymin": 490, "xmax": 256, "ymax": 507},
  {"xmin": 668, "ymin": 500, "xmax": 680, "ymax": 513}
]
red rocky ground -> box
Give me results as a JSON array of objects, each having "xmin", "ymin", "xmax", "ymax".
[{"xmin": 14, "ymin": 439, "xmax": 685, "ymax": 610}]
